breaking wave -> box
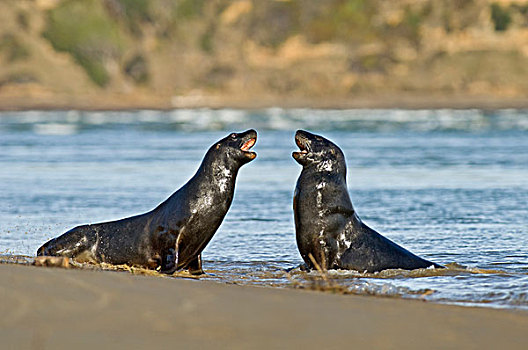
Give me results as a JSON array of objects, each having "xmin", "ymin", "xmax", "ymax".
[{"xmin": 1, "ymin": 108, "xmax": 528, "ymax": 133}]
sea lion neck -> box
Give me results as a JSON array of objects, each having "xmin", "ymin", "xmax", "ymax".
[
  {"xmin": 189, "ymin": 152, "xmax": 239, "ymax": 195},
  {"xmin": 300, "ymin": 162, "xmax": 347, "ymax": 183}
]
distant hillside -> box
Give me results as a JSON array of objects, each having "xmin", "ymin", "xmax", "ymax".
[{"xmin": 1, "ymin": 0, "xmax": 528, "ymax": 109}]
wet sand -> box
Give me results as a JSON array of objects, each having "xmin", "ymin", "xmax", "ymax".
[{"xmin": 1, "ymin": 264, "xmax": 527, "ymax": 349}]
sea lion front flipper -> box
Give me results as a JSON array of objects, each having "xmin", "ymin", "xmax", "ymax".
[
  {"xmin": 159, "ymin": 247, "xmax": 178, "ymax": 274},
  {"xmin": 155, "ymin": 226, "xmax": 180, "ymax": 274},
  {"xmin": 187, "ymin": 254, "xmax": 204, "ymax": 275},
  {"xmin": 284, "ymin": 263, "xmax": 311, "ymax": 273}
]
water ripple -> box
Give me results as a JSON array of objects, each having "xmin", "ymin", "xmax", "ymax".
[{"xmin": 1, "ymin": 109, "xmax": 527, "ymax": 310}]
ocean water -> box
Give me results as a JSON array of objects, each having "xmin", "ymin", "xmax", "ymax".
[{"xmin": 1, "ymin": 109, "xmax": 527, "ymax": 309}]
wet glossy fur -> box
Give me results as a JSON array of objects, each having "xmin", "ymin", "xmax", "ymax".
[
  {"xmin": 292, "ymin": 130, "xmax": 442, "ymax": 272},
  {"xmin": 37, "ymin": 130, "xmax": 257, "ymax": 274}
]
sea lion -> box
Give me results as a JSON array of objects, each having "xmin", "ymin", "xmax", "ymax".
[
  {"xmin": 37, "ymin": 129, "xmax": 257, "ymax": 275},
  {"xmin": 292, "ymin": 130, "xmax": 442, "ymax": 273}
]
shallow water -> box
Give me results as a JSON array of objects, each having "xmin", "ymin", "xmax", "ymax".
[{"xmin": 1, "ymin": 109, "xmax": 527, "ymax": 309}]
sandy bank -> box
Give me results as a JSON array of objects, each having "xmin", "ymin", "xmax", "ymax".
[
  {"xmin": 1, "ymin": 93, "xmax": 528, "ymax": 111},
  {"xmin": 1, "ymin": 264, "xmax": 527, "ymax": 349}
]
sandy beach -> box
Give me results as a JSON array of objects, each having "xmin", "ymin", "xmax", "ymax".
[{"xmin": 1, "ymin": 264, "xmax": 527, "ymax": 349}]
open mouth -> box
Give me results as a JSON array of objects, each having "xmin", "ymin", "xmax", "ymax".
[
  {"xmin": 241, "ymin": 138, "xmax": 256, "ymax": 152},
  {"xmin": 240, "ymin": 137, "xmax": 257, "ymax": 160},
  {"xmin": 295, "ymin": 138, "xmax": 309, "ymax": 154},
  {"xmin": 293, "ymin": 134, "xmax": 310, "ymax": 159}
]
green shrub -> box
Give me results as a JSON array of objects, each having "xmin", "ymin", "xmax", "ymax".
[
  {"xmin": 200, "ymin": 24, "xmax": 215, "ymax": 53},
  {"xmin": 123, "ymin": 54, "xmax": 149, "ymax": 84},
  {"xmin": 304, "ymin": 0, "xmax": 376, "ymax": 44},
  {"xmin": 491, "ymin": 3, "xmax": 511, "ymax": 31},
  {"xmin": 105, "ymin": 0, "xmax": 152, "ymax": 37},
  {"xmin": 0, "ymin": 72, "xmax": 37, "ymax": 87},
  {"xmin": 176, "ymin": 0, "xmax": 205, "ymax": 19},
  {"xmin": 0, "ymin": 33, "xmax": 30, "ymax": 62},
  {"xmin": 249, "ymin": 1, "xmax": 300, "ymax": 47},
  {"xmin": 43, "ymin": 0, "xmax": 125, "ymax": 87},
  {"xmin": 17, "ymin": 11, "xmax": 30, "ymax": 31},
  {"xmin": 118, "ymin": 0, "xmax": 151, "ymax": 22}
]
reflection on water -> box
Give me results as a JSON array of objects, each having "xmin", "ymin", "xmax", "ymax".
[{"xmin": 0, "ymin": 109, "xmax": 527, "ymax": 309}]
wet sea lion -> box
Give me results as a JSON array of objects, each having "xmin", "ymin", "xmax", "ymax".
[
  {"xmin": 292, "ymin": 130, "xmax": 442, "ymax": 273},
  {"xmin": 37, "ymin": 129, "xmax": 258, "ymax": 275}
]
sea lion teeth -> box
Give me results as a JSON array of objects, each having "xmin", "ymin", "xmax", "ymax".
[{"xmin": 241, "ymin": 138, "xmax": 256, "ymax": 151}]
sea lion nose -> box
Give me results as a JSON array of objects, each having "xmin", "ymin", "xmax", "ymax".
[
  {"xmin": 246, "ymin": 129, "xmax": 257, "ymax": 139},
  {"xmin": 296, "ymin": 130, "xmax": 313, "ymax": 138}
]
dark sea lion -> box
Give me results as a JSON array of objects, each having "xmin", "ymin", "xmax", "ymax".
[
  {"xmin": 37, "ymin": 129, "xmax": 258, "ymax": 275},
  {"xmin": 292, "ymin": 130, "xmax": 442, "ymax": 273}
]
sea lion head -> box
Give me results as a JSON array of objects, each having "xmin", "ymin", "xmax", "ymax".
[
  {"xmin": 211, "ymin": 129, "xmax": 257, "ymax": 167},
  {"xmin": 292, "ymin": 130, "xmax": 346, "ymax": 173}
]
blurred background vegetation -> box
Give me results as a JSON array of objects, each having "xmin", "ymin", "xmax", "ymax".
[{"xmin": 0, "ymin": 0, "xmax": 527, "ymax": 108}]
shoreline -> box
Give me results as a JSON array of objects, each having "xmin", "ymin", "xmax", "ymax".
[
  {"xmin": 1, "ymin": 93, "xmax": 528, "ymax": 111},
  {"xmin": 1, "ymin": 263, "xmax": 527, "ymax": 349}
]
